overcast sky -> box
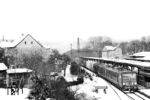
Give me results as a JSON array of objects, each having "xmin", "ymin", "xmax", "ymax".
[{"xmin": 0, "ymin": 0, "xmax": 150, "ymax": 53}]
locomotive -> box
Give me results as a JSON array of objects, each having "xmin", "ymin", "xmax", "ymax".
[
  {"xmin": 80, "ymin": 57, "xmax": 138, "ymax": 92},
  {"xmin": 93, "ymin": 63, "xmax": 138, "ymax": 91}
]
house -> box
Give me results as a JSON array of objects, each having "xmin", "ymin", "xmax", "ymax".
[
  {"xmin": 6, "ymin": 68, "xmax": 33, "ymax": 88},
  {"xmin": 0, "ymin": 63, "xmax": 8, "ymax": 87},
  {"xmin": 0, "ymin": 34, "xmax": 52, "ymax": 65},
  {"xmin": 102, "ymin": 46, "xmax": 122, "ymax": 59}
]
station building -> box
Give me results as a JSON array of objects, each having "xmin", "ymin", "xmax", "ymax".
[{"xmin": 102, "ymin": 46, "xmax": 122, "ymax": 59}]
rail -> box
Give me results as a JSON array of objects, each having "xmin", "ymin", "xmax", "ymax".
[
  {"xmin": 137, "ymin": 91, "xmax": 150, "ymax": 99},
  {"xmin": 80, "ymin": 65, "xmax": 150, "ymax": 100}
]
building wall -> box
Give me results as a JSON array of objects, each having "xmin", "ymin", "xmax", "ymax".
[
  {"xmin": 16, "ymin": 35, "xmax": 42, "ymax": 50},
  {"xmin": 4, "ymin": 35, "xmax": 51, "ymax": 65},
  {"xmin": 102, "ymin": 48, "xmax": 122, "ymax": 59},
  {"xmin": 114, "ymin": 48, "xmax": 122, "ymax": 58},
  {"xmin": 102, "ymin": 51, "xmax": 107, "ymax": 58}
]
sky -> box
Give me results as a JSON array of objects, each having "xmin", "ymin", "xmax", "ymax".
[{"xmin": 0, "ymin": 0, "xmax": 150, "ymax": 53}]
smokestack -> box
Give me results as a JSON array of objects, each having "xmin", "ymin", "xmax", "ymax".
[
  {"xmin": 2, "ymin": 35, "xmax": 4, "ymax": 41},
  {"xmin": 77, "ymin": 37, "xmax": 80, "ymax": 57},
  {"xmin": 70, "ymin": 43, "xmax": 72, "ymax": 57},
  {"xmin": 77, "ymin": 37, "xmax": 80, "ymax": 52}
]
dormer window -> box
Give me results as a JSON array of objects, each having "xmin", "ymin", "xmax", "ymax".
[
  {"xmin": 25, "ymin": 41, "xmax": 26, "ymax": 44},
  {"xmin": 31, "ymin": 41, "xmax": 33, "ymax": 44}
]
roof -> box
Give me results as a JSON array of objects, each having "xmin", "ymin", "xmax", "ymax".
[
  {"xmin": 128, "ymin": 52, "xmax": 150, "ymax": 61},
  {"xmin": 7, "ymin": 68, "xmax": 32, "ymax": 74},
  {"xmin": 0, "ymin": 63, "xmax": 8, "ymax": 71},
  {"xmin": 103, "ymin": 46, "xmax": 117, "ymax": 51},
  {"xmin": 0, "ymin": 34, "xmax": 49, "ymax": 49},
  {"xmin": 0, "ymin": 41, "xmax": 15, "ymax": 48},
  {"xmin": 0, "ymin": 34, "xmax": 27, "ymax": 48},
  {"xmin": 81, "ymin": 57, "xmax": 150, "ymax": 69},
  {"xmin": 132, "ymin": 52, "xmax": 150, "ymax": 57}
]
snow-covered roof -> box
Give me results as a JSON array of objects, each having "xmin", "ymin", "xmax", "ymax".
[
  {"xmin": 0, "ymin": 34, "xmax": 50, "ymax": 49},
  {"xmin": 82, "ymin": 57, "xmax": 150, "ymax": 68},
  {"xmin": 103, "ymin": 46, "xmax": 117, "ymax": 51},
  {"xmin": 0, "ymin": 34, "xmax": 27, "ymax": 48},
  {"xmin": 138, "ymin": 56, "xmax": 150, "ymax": 60},
  {"xmin": 0, "ymin": 41, "xmax": 15, "ymax": 48},
  {"xmin": 41, "ymin": 43, "xmax": 51, "ymax": 49},
  {"xmin": 132, "ymin": 52, "xmax": 150, "ymax": 57},
  {"xmin": 7, "ymin": 68, "xmax": 32, "ymax": 74},
  {"xmin": 0, "ymin": 63, "xmax": 8, "ymax": 70},
  {"xmin": 128, "ymin": 52, "xmax": 150, "ymax": 61}
]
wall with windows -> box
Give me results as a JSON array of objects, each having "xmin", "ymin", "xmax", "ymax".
[
  {"xmin": 102, "ymin": 48, "xmax": 122, "ymax": 59},
  {"xmin": 16, "ymin": 35, "xmax": 42, "ymax": 50},
  {"xmin": 4, "ymin": 35, "xmax": 52, "ymax": 66}
]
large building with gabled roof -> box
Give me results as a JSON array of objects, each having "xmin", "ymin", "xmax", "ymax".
[{"xmin": 0, "ymin": 34, "xmax": 52, "ymax": 65}]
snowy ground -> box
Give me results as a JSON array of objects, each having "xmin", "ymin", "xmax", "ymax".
[
  {"xmin": 1, "ymin": 64, "xmax": 150, "ymax": 100},
  {"xmin": 0, "ymin": 88, "xmax": 30, "ymax": 100},
  {"xmin": 65, "ymin": 65, "xmax": 131, "ymax": 100},
  {"xmin": 140, "ymin": 89, "xmax": 150, "ymax": 96}
]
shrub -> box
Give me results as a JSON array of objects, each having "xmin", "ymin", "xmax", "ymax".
[
  {"xmin": 28, "ymin": 75, "xmax": 79, "ymax": 100},
  {"xmin": 70, "ymin": 62, "xmax": 80, "ymax": 75}
]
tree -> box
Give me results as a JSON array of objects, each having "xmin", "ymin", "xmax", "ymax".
[
  {"xmin": 28, "ymin": 75, "xmax": 79, "ymax": 100},
  {"xmin": 47, "ymin": 49, "xmax": 71, "ymax": 73},
  {"xmin": 70, "ymin": 62, "xmax": 80, "ymax": 75},
  {"xmin": 119, "ymin": 42, "xmax": 128, "ymax": 55},
  {"xmin": 21, "ymin": 53, "xmax": 44, "ymax": 74},
  {"xmin": 47, "ymin": 49, "xmax": 62, "ymax": 72},
  {"xmin": 61, "ymin": 54, "xmax": 71, "ymax": 76}
]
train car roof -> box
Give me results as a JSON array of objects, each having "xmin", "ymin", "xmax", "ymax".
[{"xmin": 81, "ymin": 57, "xmax": 150, "ymax": 70}]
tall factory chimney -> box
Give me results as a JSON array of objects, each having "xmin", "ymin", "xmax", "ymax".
[
  {"xmin": 70, "ymin": 43, "xmax": 72, "ymax": 58},
  {"xmin": 77, "ymin": 37, "xmax": 80, "ymax": 57}
]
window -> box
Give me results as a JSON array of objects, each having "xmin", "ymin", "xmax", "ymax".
[
  {"xmin": 31, "ymin": 41, "xmax": 33, "ymax": 44},
  {"xmin": 25, "ymin": 41, "xmax": 26, "ymax": 44}
]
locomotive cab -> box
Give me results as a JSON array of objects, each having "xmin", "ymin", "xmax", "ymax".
[{"xmin": 122, "ymin": 72, "xmax": 138, "ymax": 91}]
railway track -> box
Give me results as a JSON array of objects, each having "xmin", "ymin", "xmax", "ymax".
[
  {"xmin": 137, "ymin": 91, "xmax": 150, "ymax": 100},
  {"xmin": 80, "ymin": 65, "xmax": 150, "ymax": 100},
  {"xmin": 126, "ymin": 92, "xmax": 146, "ymax": 100}
]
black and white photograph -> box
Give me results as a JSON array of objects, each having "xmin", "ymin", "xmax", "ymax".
[{"xmin": 0, "ymin": 0, "xmax": 150, "ymax": 100}]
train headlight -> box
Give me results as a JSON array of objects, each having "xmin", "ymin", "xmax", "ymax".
[
  {"xmin": 123, "ymin": 83, "xmax": 125, "ymax": 85},
  {"xmin": 134, "ymin": 82, "xmax": 137, "ymax": 85}
]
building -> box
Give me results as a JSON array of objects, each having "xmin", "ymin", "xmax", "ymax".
[
  {"xmin": 6, "ymin": 68, "xmax": 33, "ymax": 88},
  {"xmin": 0, "ymin": 63, "xmax": 8, "ymax": 87},
  {"xmin": 0, "ymin": 34, "xmax": 52, "ymax": 65},
  {"xmin": 102, "ymin": 46, "xmax": 122, "ymax": 59},
  {"xmin": 125, "ymin": 52, "xmax": 150, "ymax": 62},
  {"xmin": 66, "ymin": 49, "xmax": 100, "ymax": 60}
]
